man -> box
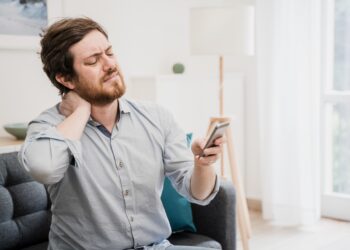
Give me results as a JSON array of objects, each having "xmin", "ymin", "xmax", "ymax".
[{"xmin": 19, "ymin": 17, "xmax": 223, "ymax": 250}]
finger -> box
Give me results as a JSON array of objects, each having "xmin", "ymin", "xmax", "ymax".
[
  {"xmin": 197, "ymin": 138, "xmax": 206, "ymax": 149},
  {"xmin": 202, "ymin": 145, "xmax": 222, "ymax": 156},
  {"xmin": 214, "ymin": 136, "xmax": 226, "ymax": 145},
  {"xmin": 192, "ymin": 138, "xmax": 206, "ymax": 151}
]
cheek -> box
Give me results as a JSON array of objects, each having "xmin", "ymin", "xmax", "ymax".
[{"xmin": 81, "ymin": 68, "xmax": 101, "ymax": 82}]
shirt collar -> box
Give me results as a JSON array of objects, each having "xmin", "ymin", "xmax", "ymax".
[
  {"xmin": 87, "ymin": 98, "xmax": 130, "ymax": 127},
  {"xmin": 118, "ymin": 97, "xmax": 131, "ymax": 114}
]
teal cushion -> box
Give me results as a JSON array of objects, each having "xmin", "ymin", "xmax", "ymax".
[
  {"xmin": 186, "ymin": 133, "xmax": 193, "ymax": 147},
  {"xmin": 161, "ymin": 177, "xmax": 196, "ymax": 232},
  {"xmin": 161, "ymin": 133, "xmax": 196, "ymax": 232}
]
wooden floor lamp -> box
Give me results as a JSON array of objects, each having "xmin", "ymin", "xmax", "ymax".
[{"xmin": 190, "ymin": 6, "xmax": 254, "ymax": 250}]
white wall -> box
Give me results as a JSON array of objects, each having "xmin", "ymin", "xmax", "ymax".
[
  {"xmin": 0, "ymin": 50, "xmax": 60, "ymax": 135},
  {"xmin": 0, "ymin": 0, "xmax": 261, "ymax": 200}
]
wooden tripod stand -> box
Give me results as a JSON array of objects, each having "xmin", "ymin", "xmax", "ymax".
[{"xmin": 207, "ymin": 116, "xmax": 252, "ymax": 250}]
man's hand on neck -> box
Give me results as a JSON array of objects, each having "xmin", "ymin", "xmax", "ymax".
[
  {"xmin": 59, "ymin": 91, "xmax": 91, "ymax": 117},
  {"xmin": 57, "ymin": 91, "xmax": 119, "ymax": 139},
  {"xmin": 57, "ymin": 91, "xmax": 91, "ymax": 140}
]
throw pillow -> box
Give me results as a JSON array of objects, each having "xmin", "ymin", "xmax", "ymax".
[{"xmin": 161, "ymin": 132, "xmax": 196, "ymax": 233}]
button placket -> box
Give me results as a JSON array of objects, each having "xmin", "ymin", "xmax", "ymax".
[{"xmin": 109, "ymin": 136, "xmax": 136, "ymax": 241}]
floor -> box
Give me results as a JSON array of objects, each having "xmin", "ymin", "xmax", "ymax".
[{"xmin": 237, "ymin": 210, "xmax": 350, "ymax": 250}]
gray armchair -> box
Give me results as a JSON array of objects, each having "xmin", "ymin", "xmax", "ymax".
[
  {"xmin": 169, "ymin": 181, "xmax": 236, "ymax": 250},
  {"xmin": 0, "ymin": 152, "xmax": 236, "ymax": 250}
]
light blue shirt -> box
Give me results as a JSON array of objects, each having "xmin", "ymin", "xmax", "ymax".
[{"xmin": 18, "ymin": 98, "xmax": 219, "ymax": 250}]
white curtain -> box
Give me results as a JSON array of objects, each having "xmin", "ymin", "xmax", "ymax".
[{"xmin": 256, "ymin": 0, "xmax": 321, "ymax": 225}]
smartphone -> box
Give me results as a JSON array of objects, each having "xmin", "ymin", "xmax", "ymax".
[{"xmin": 201, "ymin": 121, "xmax": 230, "ymax": 157}]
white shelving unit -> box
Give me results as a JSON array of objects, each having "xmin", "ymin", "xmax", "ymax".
[{"xmin": 125, "ymin": 73, "xmax": 245, "ymax": 180}]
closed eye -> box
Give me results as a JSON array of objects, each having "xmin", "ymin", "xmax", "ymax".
[
  {"xmin": 106, "ymin": 47, "xmax": 114, "ymax": 57},
  {"xmin": 85, "ymin": 57, "xmax": 98, "ymax": 65},
  {"xmin": 83, "ymin": 45, "xmax": 114, "ymax": 65}
]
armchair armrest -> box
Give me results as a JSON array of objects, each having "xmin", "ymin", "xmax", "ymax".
[{"xmin": 191, "ymin": 179, "xmax": 236, "ymax": 250}]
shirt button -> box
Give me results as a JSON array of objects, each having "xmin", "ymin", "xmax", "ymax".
[
  {"xmin": 119, "ymin": 160, "xmax": 124, "ymax": 168},
  {"xmin": 124, "ymin": 189, "xmax": 129, "ymax": 196},
  {"xmin": 130, "ymin": 216, "xmax": 134, "ymax": 222}
]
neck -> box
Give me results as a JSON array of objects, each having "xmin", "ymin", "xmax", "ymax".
[{"xmin": 91, "ymin": 99, "xmax": 119, "ymax": 132}]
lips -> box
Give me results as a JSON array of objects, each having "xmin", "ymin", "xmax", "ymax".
[{"xmin": 103, "ymin": 71, "xmax": 118, "ymax": 82}]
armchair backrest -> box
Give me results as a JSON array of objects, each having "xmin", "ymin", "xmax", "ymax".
[{"xmin": 0, "ymin": 152, "xmax": 51, "ymax": 250}]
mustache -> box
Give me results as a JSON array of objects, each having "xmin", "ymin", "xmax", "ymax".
[{"xmin": 102, "ymin": 67, "xmax": 118, "ymax": 82}]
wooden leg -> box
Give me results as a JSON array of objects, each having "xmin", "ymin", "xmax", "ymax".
[
  {"xmin": 237, "ymin": 200, "xmax": 250, "ymax": 250},
  {"xmin": 220, "ymin": 151, "xmax": 225, "ymax": 178},
  {"xmin": 225, "ymin": 125, "xmax": 252, "ymax": 239},
  {"xmin": 207, "ymin": 117, "xmax": 252, "ymax": 250}
]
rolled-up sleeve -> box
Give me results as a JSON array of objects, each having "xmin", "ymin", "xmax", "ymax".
[
  {"xmin": 18, "ymin": 121, "xmax": 82, "ymax": 185},
  {"xmin": 161, "ymin": 108, "xmax": 220, "ymax": 206}
]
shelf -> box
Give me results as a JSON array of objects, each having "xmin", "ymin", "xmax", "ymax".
[{"xmin": 0, "ymin": 136, "xmax": 23, "ymax": 153}]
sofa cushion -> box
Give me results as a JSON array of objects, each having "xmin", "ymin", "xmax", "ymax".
[
  {"xmin": 0, "ymin": 152, "xmax": 51, "ymax": 250},
  {"xmin": 161, "ymin": 177, "xmax": 196, "ymax": 232},
  {"xmin": 168, "ymin": 232, "xmax": 222, "ymax": 249}
]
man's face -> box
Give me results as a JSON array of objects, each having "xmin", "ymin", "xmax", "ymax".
[{"xmin": 69, "ymin": 30, "xmax": 126, "ymax": 105}]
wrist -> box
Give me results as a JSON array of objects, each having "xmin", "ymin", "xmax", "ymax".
[
  {"xmin": 194, "ymin": 155, "xmax": 214, "ymax": 168},
  {"xmin": 194, "ymin": 159, "xmax": 215, "ymax": 171},
  {"xmin": 75, "ymin": 105, "xmax": 91, "ymax": 119}
]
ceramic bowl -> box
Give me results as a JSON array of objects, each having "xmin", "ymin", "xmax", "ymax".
[{"xmin": 3, "ymin": 123, "xmax": 28, "ymax": 140}]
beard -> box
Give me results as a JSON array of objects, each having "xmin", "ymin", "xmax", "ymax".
[{"xmin": 74, "ymin": 67, "xmax": 126, "ymax": 106}]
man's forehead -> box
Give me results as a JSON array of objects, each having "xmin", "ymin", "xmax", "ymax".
[{"xmin": 69, "ymin": 30, "xmax": 110, "ymax": 58}]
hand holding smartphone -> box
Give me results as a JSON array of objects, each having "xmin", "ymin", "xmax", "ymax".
[{"xmin": 201, "ymin": 121, "xmax": 230, "ymax": 157}]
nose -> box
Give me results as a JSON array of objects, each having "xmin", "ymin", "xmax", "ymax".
[{"xmin": 102, "ymin": 54, "xmax": 116, "ymax": 72}]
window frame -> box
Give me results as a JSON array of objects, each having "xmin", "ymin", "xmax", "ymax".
[{"xmin": 321, "ymin": 0, "xmax": 350, "ymax": 221}]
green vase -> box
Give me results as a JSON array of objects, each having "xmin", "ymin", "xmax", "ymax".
[{"xmin": 172, "ymin": 63, "xmax": 185, "ymax": 74}]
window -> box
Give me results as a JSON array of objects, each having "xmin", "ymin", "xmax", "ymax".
[{"xmin": 322, "ymin": 0, "xmax": 350, "ymax": 221}]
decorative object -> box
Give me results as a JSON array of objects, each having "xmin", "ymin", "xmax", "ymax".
[
  {"xmin": 190, "ymin": 6, "xmax": 254, "ymax": 250},
  {"xmin": 172, "ymin": 63, "xmax": 185, "ymax": 74},
  {"xmin": 0, "ymin": 0, "xmax": 48, "ymax": 37},
  {"xmin": 3, "ymin": 122, "xmax": 28, "ymax": 140},
  {"xmin": 0, "ymin": 0, "xmax": 62, "ymax": 50}
]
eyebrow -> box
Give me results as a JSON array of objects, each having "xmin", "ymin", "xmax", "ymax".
[{"xmin": 84, "ymin": 45, "xmax": 113, "ymax": 60}]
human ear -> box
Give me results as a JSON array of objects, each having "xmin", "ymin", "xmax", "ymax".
[{"xmin": 55, "ymin": 74, "xmax": 75, "ymax": 90}]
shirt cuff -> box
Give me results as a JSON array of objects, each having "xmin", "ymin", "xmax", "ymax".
[{"xmin": 22, "ymin": 126, "xmax": 83, "ymax": 167}]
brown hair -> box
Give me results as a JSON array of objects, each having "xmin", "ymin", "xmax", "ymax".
[{"xmin": 40, "ymin": 17, "xmax": 108, "ymax": 95}]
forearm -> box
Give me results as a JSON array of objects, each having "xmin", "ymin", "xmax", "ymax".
[
  {"xmin": 190, "ymin": 165, "xmax": 217, "ymax": 201},
  {"xmin": 56, "ymin": 105, "xmax": 90, "ymax": 140}
]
